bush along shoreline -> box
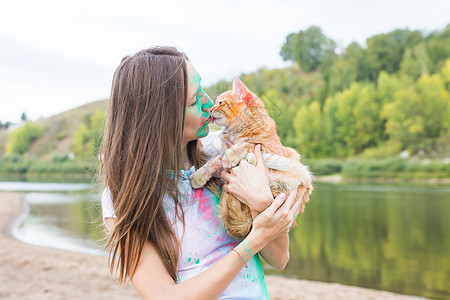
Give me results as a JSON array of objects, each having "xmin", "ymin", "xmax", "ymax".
[
  {"xmin": 0, "ymin": 155, "xmax": 98, "ymax": 182},
  {"xmin": 0, "ymin": 155, "xmax": 449, "ymax": 184},
  {"xmin": 304, "ymin": 157, "xmax": 450, "ymax": 183}
]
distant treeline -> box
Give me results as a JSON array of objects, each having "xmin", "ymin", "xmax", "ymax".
[
  {"xmin": 206, "ymin": 25, "xmax": 450, "ymax": 160},
  {"xmin": 1, "ymin": 25, "xmax": 449, "ymax": 180}
]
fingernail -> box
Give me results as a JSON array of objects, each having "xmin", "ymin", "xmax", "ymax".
[{"xmin": 279, "ymin": 193, "xmax": 286, "ymax": 199}]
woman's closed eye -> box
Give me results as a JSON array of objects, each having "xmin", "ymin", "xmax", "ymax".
[
  {"xmin": 191, "ymin": 89, "xmax": 206, "ymax": 106},
  {"xmin": 191, "ymin": 92, "xmax": 199, "ymax": 106}
]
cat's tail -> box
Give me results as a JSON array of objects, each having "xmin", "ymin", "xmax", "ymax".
[{"xmin": 219, "ymin": 192, "xmax": 253, "ymax": 238}]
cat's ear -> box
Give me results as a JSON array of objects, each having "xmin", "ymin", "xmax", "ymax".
[{"xmin": 232, "ymin": 78, "xmax": 253, "ymax": 103}]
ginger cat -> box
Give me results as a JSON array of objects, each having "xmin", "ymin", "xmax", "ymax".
[{"xmin": 190, "ymin": 78, "xmax": 313, "ymax": 238}]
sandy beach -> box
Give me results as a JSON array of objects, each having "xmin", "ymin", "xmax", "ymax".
[{"xmin": 0, "ymin": 191, "xmax": 423, "ymax": 299}]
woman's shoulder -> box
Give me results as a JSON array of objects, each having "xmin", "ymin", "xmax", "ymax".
[
  {"xmin": 199, "ymin": 129, "xmax": 224, "ymax": 158},
  {"xmin": 100, "ymin": 187, "xmax": 117, "ymax": 231}
]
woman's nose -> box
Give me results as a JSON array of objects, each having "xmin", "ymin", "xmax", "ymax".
[
  {"xmin": 202, "ymin": 96, "xmax": 214, "ymax": 113},
  {"xmin": 202, "ymin": 103, "xmax": 212, "ymax": 112}
]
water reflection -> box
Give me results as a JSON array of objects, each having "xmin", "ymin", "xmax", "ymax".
[
  {"xmin": 12, "ymin": 190, "xmax": 107, "ymax": 255},
  {"xmin": 269, "ymin": 183, "xmax": 450, "ymax": 299}
]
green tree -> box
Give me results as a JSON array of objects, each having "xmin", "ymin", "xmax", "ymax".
[
  {"xmin": 441, "ymin": 58, "xmax": 450, "ymax": 88},
  {"xmin": 260, "ymin": 89, "xmax": 294, "ymax": 147},
  {"xmin": 324, "ymin": 82, "xmax": 380, "ymax": 156},
  {"xmin": 279, "ymin": 33, "xmax": 296, "ymax": 62},
  {"xmin": 6, "ymin": 122, "xmax": 44, "ymax": 154},
  {"xmin": 72, "ymin": 110, "xmax": 106, "ymax": 159},
  {"xmin": 377, "ymin": 72, "xmax": 412, "ymax": 105},
  {"xmin": 399, "ymin": 43, "xmax": 432, "ymax": 79},
  {"xmin": 416, "ymin": 74, "xmax": 449, "ymax": 139},
  {"xmin": 294, "ymin": 101, "xmax": 328, "ymax": 158},
  {"xmin": 399, "ymin": 48, "xmax": 422, "ymax": 79},
  {"xmin": 72, "ymin": 123, "xmax": 90, "ymax": 158},
  {"xmin": 382, "ymin": 73, "xmax": 449, "ymax": 152},
  {"xmin": 364, "ymin": 29, "xmax": 416, "ymax": 81},
  {"xmin": 382, "ymin": 87, "xmax": 426, "ymax": 152},
  {"xmin": 328, "ymin": 58, "xmax": 358, "ymax": 95},
  {"xmin": 20, "ymin": 112, "xmax": 27, "ymax": 122},
  {"xmin": 441, "ymin": 60, "xmax": 450, "ymax": 134},
  {"xmin": 426, "ymin": 25, "xmax": 450, "ymax": 72},
  {"xmin": 280, "ymin": 26, "xmax": 336, "ymax": 72},
  {"xmin": 328, "ymin": 42, "xmax": 368, "ymax": 95}
]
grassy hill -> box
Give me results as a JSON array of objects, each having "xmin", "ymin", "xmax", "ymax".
[
  {"xmin": 0, "ymin": 100, "xmax": 109, "ymax": 180},
  {"xmin": 0, "ymin": 99, "xmax": 109, "ymax": 159}
]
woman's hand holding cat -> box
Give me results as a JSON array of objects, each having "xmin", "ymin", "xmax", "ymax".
[
  {"xmin": 221, "ymin": 144, "xmax": 273, "ymax": 217},
  {"xmin": 251, "ymin": 186, "xmax": 301, "ymax": 244}
]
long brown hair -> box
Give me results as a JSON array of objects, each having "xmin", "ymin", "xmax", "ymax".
[{"xmin": 99, "ymin": 46, "xmax": 221, "ymax": 284}]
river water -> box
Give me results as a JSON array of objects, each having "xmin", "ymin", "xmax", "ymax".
[{"xmin": 1, "ymin": 181, "xmax": 448, "ymax": 299}]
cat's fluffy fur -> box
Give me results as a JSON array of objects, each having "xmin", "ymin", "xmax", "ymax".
[{"xmin": 190, "ymin": 78, "xmax": 313, "ymax": 238}]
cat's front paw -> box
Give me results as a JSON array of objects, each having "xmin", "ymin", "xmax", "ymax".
[
  {"xmin": 190, "ymin": 171, "xmax": 208, "ymax": 189},
  {"xmin": 222, "ymin": 150, "xmax": 240, "ymax": 169}
]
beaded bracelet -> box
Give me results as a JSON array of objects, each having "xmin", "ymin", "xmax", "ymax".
[{"xmin": 231, "ymin": 248, "xmax": 248, "ymax": 268}]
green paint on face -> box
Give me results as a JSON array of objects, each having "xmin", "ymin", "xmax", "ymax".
[{"xmin": 190, "ymin": 70, "xmax": 213, "ymax": 138}]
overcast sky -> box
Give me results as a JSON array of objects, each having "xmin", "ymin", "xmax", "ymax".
[{"xmin": 0, "ymin": 0, "xmax": 449, "ymax": 123}]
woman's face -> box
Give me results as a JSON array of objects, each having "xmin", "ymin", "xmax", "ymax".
[{"xmin": 182, "ymin": 60, "xmax": 214, "ymax": 144}]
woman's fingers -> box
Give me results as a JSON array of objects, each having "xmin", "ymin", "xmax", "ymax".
[
  {"xmin": 220, "ymin": 170, "xmax": 230, "ymax": 182},
  {"xmin": 264, "ymin": 193, "xmax": 286, "ymax": 215},
  {"xmin": 278, "ymin": 185, "xmax": 299, "ymax": 214},
  {"xmin": 288, "ymin": 195, "xmax": 303, "ymax": 220},
  {"xmin": 254, "ymin": 144, "xmax": 267, "ymax": 172}
]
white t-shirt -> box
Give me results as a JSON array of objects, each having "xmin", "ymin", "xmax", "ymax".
[{"xmin": 101, "ymin": 130, "xmax": 269, "ymax": 299}]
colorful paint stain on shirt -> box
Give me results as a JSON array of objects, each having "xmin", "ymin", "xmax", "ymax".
[
  {"xmin": 194, "ymin": 188, "xmax": 220, "ymax": 227},
  {"xmin": 161, "ymin": 164, "xmax": 269, "ymax": 299}
]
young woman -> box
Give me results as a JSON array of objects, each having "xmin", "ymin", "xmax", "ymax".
[{"xmin": 100, "ymin": 46, "xmax": 302, "ymax": 299}]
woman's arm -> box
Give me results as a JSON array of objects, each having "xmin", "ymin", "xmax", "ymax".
[
  {"xmin": 259, "ymin": 233, "xmax": 289, "ymax": 271},
  {"xmin": 105, "ymin": 191, "xmax": 300, "ymax": 300},
  {"xmin": 221, "ymin": 144, "xmax": 300, "ymax": 270},
  {"xmin": 254, "ymin": 186, "xmax": 301, "ymax": 271}
]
